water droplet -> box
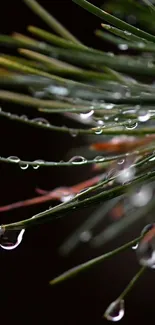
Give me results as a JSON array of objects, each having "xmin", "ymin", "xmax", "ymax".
[
  {"xmin": 32, "ymin": 118, "xmax": 50, "ymax": 126},
  {"xmin": 61, "ymin": 194, "xmax": 74, "ymax": 203},
  {"xmin": 94, "ymin": 127, "xmax": 103, "ymax": 135},
  {"xmin": 138, "ymin": 112, "xmax": 150, "ymax": 122},
  {"xmin": 141, "ymin": 224, "xmax": 155, "ymax": 236},
  {"xmin": 124, "ymin": 31, "xmax": 131, "ymax": 36},
  {"xmin": 69, "ymin": 156, "xmax": 87, "ymax": 165},
  {"xmin": 118, "ymin": 44, "xmax": 128, "ymax": 51},
  {"xmin": 69, "ymin": 128, "xmax": 78, "ymax": 137},
  {"xmin": 8, "ymin": 156, "xmax": 20, "ymax": 163},
  {"xmin": 136, "ymin": 224, "xmax": 155, "ymax": 269},
  {"xmin": 104, "ymin": 299, "xmax": 124, "ymax": 322},
  {"xmin": 19, "ymin": 162, "xmax": 29, "ymax": 170},
  {"xmin": 0, "ymin": 229, "xmax": 25, "ymax": 250},
  {"xmin": 47, "ymin": 85, "xmax": 69, "ymax": 96},
  {"xmin": 117, "ymin": 159, "xmax": 125, "ymax": 165},
  {"xmin": 94, "ymin": 156, "xmax": 104, "ymax": 162},
  {"xmin": 97, "ymin": 120, "xmax": 104, "ymax": 126},
  {"xmin": 126, "ymin": 121, "xmax": 138, "ymax": 130},
  {"xmin": 131, "ymin": 185, "xmax": 152, "ymax": 207},
  {"xmin": 80, "ymin": 110, "xmax": 94, "ymax": 120},
  {"xmin": 79, "ymin": 230, "xmax": 92, "ymax": 242},
  {"xmin": 117, "ymin": 166, "xmax": 135, "ymax": 184},
  {"xmin": 132, "ymin": 243, "xmax": 138, "ymax": 250}
]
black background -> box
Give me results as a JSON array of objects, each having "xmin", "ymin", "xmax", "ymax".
[{"xmin": 0, "ymin": 1, "xmax": 155, "ymax": 324}]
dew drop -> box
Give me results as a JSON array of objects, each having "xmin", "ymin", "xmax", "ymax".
[
  {"xmin": 47, "ymin": 85, "xmax": 69, "ymax": 96},
  {"xmin": 94, "ymin": 156, "xmax": 104, "ymax": 162},
  {"xmin": 94, "ymin": 126, "xmax": 103, "ymax": 135},
  {"xmin": 8, "ymin": 156, "xmax": 20, "ymax": 163},
  {"xmin": 104, "ymin": 299, "xmax": 124, "ymax": 322},
  {"xmin": 118, "ymin": 44, "xmax": 128, "ymax": 51},
  {"xmin": 132, "ymin": 243, "xmax": 138, "ymax": 250},
  {"xmin": 80, "ymin": 110, "xmax": 94, "ymax": 120},
  {"xmin": 61, "ymin": 194, "xmax": 74, "ymax": 203},
  {"xmin": 97, "ymin": 120, "xmax": 104, "ymax": 126},
  {"xmin": 19, "ymin": 162, "xmax": 29, "ymax": 170},
  {"xmin": 126, "ymin": 121, "xmax": 138, "ymax": 130},
  {"xmin": 32, "ymin": 118, "xmax": 50, "ymax": 126},
  {"xmin": 0, "ymin": 229, "xmax": 25, "ymax": 250},
  {"xmin": 138, "ymin": 111, "xmax": 150, "ymax": 122},
  {"xmin": 69, "ymin": 156, "xmax": 87, "ymax": 165},
  {"xmin": 69, "ymin": 128, "xmax": 78, "ymax": 137},
  {"xmin": 136, "ymin": 224, "xmax": 155, "ymax": 269}
]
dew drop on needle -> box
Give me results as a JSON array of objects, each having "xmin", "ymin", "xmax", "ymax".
[{"xmin": 104, "ymin": 299, "xmax": 125, "ymax": 322}]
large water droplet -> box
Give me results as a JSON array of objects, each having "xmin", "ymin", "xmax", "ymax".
[
  {"xmin": 0, "ymin": 229, "xmax": 25, "ymax": 250},
  {"xmin": 69, "ymin": 156, "xmax": 87, "ymax": 165},
  {"xmin": 8, "ymin": 156, "xmax": 20, "ymax": 163},
  {"xmin": 104, "ymin": 299, "xmax": 124, "ymax": 322}
]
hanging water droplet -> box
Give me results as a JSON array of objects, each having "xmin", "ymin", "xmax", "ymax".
[
  {"xmin": 131, "ymin": 185, "xmax": 152, "ymax": 207},
  {"xmin": 118, "ymin": 44, "xmax": 128, "ymax": 51},
  {"xmin": 126, "ymin": 121, "xmax": 138, "ymax": 130},
  {"xmin": 104, "ymin": 299, "xmax": 124, "ymax": 322},
  {"xmin": 117, "ymin": 159, "xmax": 125, "ymax": 165},
  {"xmin": 132, "ymin": 243, "xmax": 139, "ymax": 250},
  {"xmin": 8, "ymin": 156, "xmax": 20, "ymax": 163},
  {"xmin": 69, "ymin": 128, "xmax": 78, "ymax": 137},
  {"xmin": 94, "ymin": 126, "xmax": 103, "ymax": 135},
  {"xmin": 136, "ymin": 224, "xmax": 155, "ymax": 269},
  {"xmin": 0, "ymin": 229, "xmax": 25, "ymax": 250},
  {"xmin": 69, "ymin": 156, "xmax": 87, "ymax": 165},
  {"xmin": 19, "ymin": 162, "xmax": 29, "ymax": 170}
]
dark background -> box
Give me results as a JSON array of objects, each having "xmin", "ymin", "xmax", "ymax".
[{"xmin": 0, "ymin": 1, "xmax": 154, "ymax": 324}]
